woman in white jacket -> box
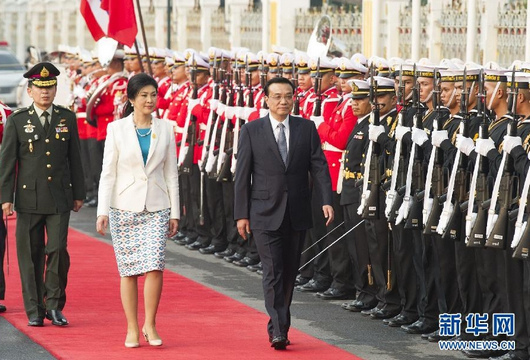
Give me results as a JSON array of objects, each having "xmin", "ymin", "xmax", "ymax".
[{"xmin": 96, "ymin": 73, "xmax": 179, "ymax": 348}]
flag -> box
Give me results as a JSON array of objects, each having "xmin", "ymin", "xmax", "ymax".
[
  {"xmin": 100, "ymin": 0, "xmax": 138, "ymax": 47},
  {"xmin": 80, "ymin": 0, "xmax": 138, "ymax": 47},
  {"xmin": 80, "ymin": 0, "xmax": 108, "ymax": 42}
]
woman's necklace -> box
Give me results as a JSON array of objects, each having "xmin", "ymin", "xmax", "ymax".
[{"xmin": 134, "ymin": 118, "xmax": 152, "ymax": 137}]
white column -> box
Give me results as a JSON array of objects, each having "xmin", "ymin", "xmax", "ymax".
[
  {"xmin": 482, "ymin": 0, "xmax": 499, "ymax": 64},
  {"xmin": 30, "ymin": 10, "xmax": 40, "ymax": 47},
  {"xmin": 16, "ymin": 9, "xmax": 27, "ymax": 61},
  {"xmin": 199, "ymin": 0, "xmax": 219, "ymax": 51},
  {"xmin": 428, "ymin": 0, "xmax": 443, "ymax": 63},
  {"xmin": 76, "ymin": 10, "xmax": 86, "ymax": 49},
  {"xmin": 385, "ymin": 1, "xmax": 404, "ymax": 59},
  {"xmin": 411, "ymin": 0, "xmax": 420, "ymax": 61},
  {"xmin": 226, "ymin": 0, "xmax": 247, "ymax": 48},
  {"xmin": 154, "ymin": 6, "xmax": 166, "ymax": 48},
  {"xmin": 61, "ymin": 9, "xmax": 70, "ymax": 46},
  {"xmin": 466, "ymin": 0, "xmax": 477, "ymax": 63},
  {"xmin": 4, "ymin": 12, "xmax": 13, "ymax": 50},
  {"xmin": 175, "ymin": 0, "xmax": 195, "ymax": 51},
  {"xmin": 45, "ymin": 11, "xmax": 55, "ymax": 52},
  {"xmin": 372, "ymin": 0, "xmax": 381, "ymax": 56},
  {"xmin": 262, "ymin": 0, "xmax": 270, "ymax": 51}
]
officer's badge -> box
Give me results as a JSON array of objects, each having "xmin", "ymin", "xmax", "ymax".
[
  {"xmin": 29, "ymin": 109, "xmax": 34, "ymax": 115},
  {"xmin": 354, "ymin": 131, "xmax": 364, "ymax": 140},
  {"xmin": 55, "ymin": 126, "xmax": 68, "ymax": 133},
  {"xmin": 54, "ymin": 108, "xmax": 60, "ymax": 113},
  {"xmin": 24, "ymin": 124, "xmax": 35, "ymax": 133},
  {"xmin": 40, "ymin": 66, "xmax": 50, "ymax": 78},
  {"xmin": 352, "ymin": 83, "xmax": 359, "ymax": 92}
]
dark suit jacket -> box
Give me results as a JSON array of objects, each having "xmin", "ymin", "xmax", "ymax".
[
  {"xmin": 0, "ymin": 104, "xmax": 85, "ymax": 214},
  {"xmin": 234, "ymin": 115, "xmax": 332, "ymax": 231}
]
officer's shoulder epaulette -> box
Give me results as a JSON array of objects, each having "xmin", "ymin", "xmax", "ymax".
[
  {"xmin": 11, "ymin": 106, "xmax": 30, "ymax": 115},
  {"xmin": 54, "ymin": 104, "xmax": 75, "ymax": 115}
]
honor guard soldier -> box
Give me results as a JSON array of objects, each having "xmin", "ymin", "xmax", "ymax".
[
  {"xmin": 0, "ymin": 62, "xmax": 86, "ymax": 326},
  {"xmin": 123, "ymin": 45, "xmax": 143, "ymax": 79},
  {"xmin": 280, "ymin": 53, "xmax": 295, "ymax": 80},
  {"xmin": 0, "ymin": 100, "xmax": 12, "ymax": 314},
  {"xmin": 340, "ymin": 79, "xmax": 379, "ymax": 312},
  {"xmin": 294, "ymin": 52, "xmax": 313, "ymax": 120}
]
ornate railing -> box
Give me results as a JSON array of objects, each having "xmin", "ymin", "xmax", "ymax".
[
  {"xmin": 240, "ymin": 7, "xmax": 262, "ymax": 52},
  {"xmin": 497, "ymin": 0, "xmax": 527, "ymax": 67},
  {"xmin": 398, "ymin": 4, "xmax": 429, "ymax": 60},
  {"xmin": 187, "ymin": 7, "xmax": 202, "ymax": 51},
  {"xmin": 440, "ymin": 5, "xmax": 469, "ymax": 62},
  {"xmin": 211, "ymin": 7, "xmax": 230, "ymax": 51}
]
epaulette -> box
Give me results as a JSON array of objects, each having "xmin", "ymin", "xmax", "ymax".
[{"xmin": 12, "ymin": 106, "xmax": 30, "ymax": 115}]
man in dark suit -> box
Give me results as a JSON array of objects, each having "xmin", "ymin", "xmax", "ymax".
[
  {"xmin": 0, "ymin": 62, "xmax": 85, "ymax": 326},
  {"xmin": 234, "ymin": 77, "xmax": 333, "ymax": 350}
]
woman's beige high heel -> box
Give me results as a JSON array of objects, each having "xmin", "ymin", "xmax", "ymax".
[
  {"xmin": 124, "ymin": 334, "xmax": 140, "ymax": 348},
  {"xmin": 142, "ymin": 329, "xmax": 163, "ymax": 346}
]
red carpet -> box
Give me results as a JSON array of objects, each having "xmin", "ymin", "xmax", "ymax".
[{"xmin": 1, "ymin": 220, "xmax": 363, "ymax": 360}]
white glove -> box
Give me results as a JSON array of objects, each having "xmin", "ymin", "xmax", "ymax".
[
  {"xmin": 188, "ymin": 98, "xmax": 200, "ymax": 111},
  {"xmin": 357, "ymin": 190, "xmax": 370, "ymax": 215},
  {"xmin": 395, "ymin": 200, "xmax": 410, "ymax": 225},
  {"xmin": 243, "ymin": 107, "xmax": 256, "ymax": 121},
  {"xmin": 369, "ymin": 124, "xmax": 385, "ymax": 142},
  {"xmin": 216, "ymin": 103, "xmax": 226, "ymax": 117},
  {"xmin": 456, "ymin": 134, "xmax": 475, "ymax": 156},
  {"xmin": 259, "ymin": 109, "xmax": 269, "ymax": 118},
  {"xmin": 225, "ymin": 106, "xmax": 236, "ymax": 120},
  {"xmin": 411, "ymin": 127, "xmax": 428, "ymax": 146},
  {"xmin": 209, "ymin": 99, "xmax": 219, "ymax": 111},
  {"xmin": 205, "ymin": 154, "xmax": 217, "ymax": 173},
  {"xmin": 475, "ymin": 138, "xmax": 495, "ymax": 157},
  {"xmin": 431, "ymin": 130, "xmax": 449, "ymax": 148},
  {"xmin": 503, "ymin": 135, "xmax": 522, "ymax": 154},
  {"xmin": 310, "ymin": 115, "xmax": 324, "ymax": 128},
  {"xmin": 512, "ymin": 221, "xmax": 527, "ymax": 248},
  {"xmin": 395, "ymin": 125, "xmax": 410, "ymax": 141}
]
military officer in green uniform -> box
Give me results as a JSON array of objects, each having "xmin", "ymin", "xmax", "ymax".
[{"xmin": 0, "ymin": 62, "xmax": 85, "ymax": 327}]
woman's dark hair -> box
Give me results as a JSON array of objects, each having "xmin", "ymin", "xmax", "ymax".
[
  {"xmin": 264, "ymin": 77, "xmax": 295, "ymax": 96},
  {"xmin": 122, "ymin": 73, "xmax": 158, "ymax": 117}
]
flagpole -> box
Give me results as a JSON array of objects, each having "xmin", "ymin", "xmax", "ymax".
[
  {"xmin": 133, "ymin": 39, "xmax": 144, "ymax": 73},
  {"xmin": 134, "ymin": 0, "xmax": 154, "ymax": 77}
]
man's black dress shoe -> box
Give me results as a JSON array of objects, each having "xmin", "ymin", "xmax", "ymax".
[
  {"xmin": 28, "ymin": 317, "xmax": 44, "ymax": 327},
  {"xmin": 256, "ymin": 269, "xmax": 263, "ymax": 275},
  {"xmin": 247, "ymin": 262, "xmax": 262, "ymax": 272},
  {"xmin": 370, "ymin": 308, "xmax": 401, "ymax": 320},
  {"xmin": 421, "ymin": 330, "xmax": 438, "ymax": 341},
  {"xmin": 349, "ymin": 300, "xmax": 377, "ymax": 312},
  {"xmin": 0, "ymin": 304, "xmax": 6, "ymax": 313},
  {"xmin": 361, "ymin": 306, "xmax": 381, "ymax": 316},
  {"xmin": 214, "ymin": 248, "xmax": 235, "ymax": 258},
  {"xmin": 401, "ymin": 320, "xmax": 437, "ymax": 334},
  {"xmin": 175, "ymin": 231, "xmax": 186, "ymax": 240},
  {"xmin": 233, "ymin": 256, "xmax": 259, "ymax": 267},
  {"xmin": 295, "ymin": 279, "xmax": 329, "ymax": 293},
  {"xmin": 199, "ymin": 245, "xmax": 227, "ymax": 255},
  {"xmin": 224, "ymin": 252, "xmax": 245, "ymax": 263},
  {"xmin": 387, "ymin": 314, "xmax": 418, "ymax": 327},
  {"xmin": 269, "ymin": 336, "xmax": 290, "ymax": 345},
  {"xmin": 46, "ymin": 310, "xmax": 68, "ymax": 326},
  {"xmin": 175, "ymin": 236, "xmax": 197, "ymax": 246},
  {"xmin": 488, "ymin": 351, "xmax": 529, "ymax": 360},
  {"xmin": 295, "ymin": 275, "xmax": 311, "ymax": 286},
  {"xmin": 316, "ymin": 287, "xmax": 353, "ymax": 300},
  {"xmin": 463, "ymin": 349, "xmax": 507, "ymax": 358},
  {"xmin": 270, "ymin": 336, "xmax": 288, "ymax": 350},
  {"xmin": 186, "ymin": 240, "xmax": 209, "ymax": 250}
]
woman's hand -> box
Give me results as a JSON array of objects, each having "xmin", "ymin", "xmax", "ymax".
[
  {"xmin": 169, "ymin": 219, "xmax": 179, "ymax": 238},
  {"xmin": 96, "ymin": 215, "xmax": 109, "ymax": 236}
]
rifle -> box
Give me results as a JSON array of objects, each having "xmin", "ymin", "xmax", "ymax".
[
  {"xmin": 313, "ymin": 58, "xmax": 322, "ymax": 117},
  {"xmin": 229, "ymin": 57, "xmax": 250, "ymax": 175},
  {"xmin": 179, "ymin": 55, "xmax": 199, "ymax": 175},
  {"xmin": 485, "ymin": 69, "xmax": 519, "ymax": 249},
  {"xmin": 216, "ymin": 71, "xmax": 235, "ymax": 182},
  {"xmin": 423, "ymin": 69, "xmax": 445, "ymax": 235},
  {"xmin": 440, "ymin": 68, "xmax": 470, "ymax": 241},
  {"xmin": 206, "ymin": 64, "xmax": 227, "ymax": 179},
  {"xmin": 513, "ymin": 165, "xmax": 530, "ymax": 259},
  {"xmin": 396, "ymin": 64, "xmax": 420, "ymax": 225},
  {"xmin": 292, "ymin": 62, "xmax": 300, "ymax": 115},
  {"xmin": 362, "ymin": 66, "xmax": 381, "ymax": 220},
  {"xmin": 260, "ymin": 56, "xmax": 269, "ymax": 110},
  {"xmin": 467, "ymin": 68, "xmax": 490, "ymax": 246},
  {"xmin": 385, "ymin": 64, "xmax": 406, "ymax": 221},
  {"xmin": 404, "ymin": 65, "xmax": 425, "ymax": 230}
]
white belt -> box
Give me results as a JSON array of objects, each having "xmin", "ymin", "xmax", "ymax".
[
  {"xmin": 322, "ymin": 142, "xmax": 344, "ymax": 153},
  {"xmin": 77, "ymin": 112, "xmax": 87, "ymax": 118},
  {"xmin": 174, "ymin": 126, "xmax": 185, "ymax": 134},
  {"xmin": 199, "ymin": 123, "xmax": 207, "ymax": 131}
]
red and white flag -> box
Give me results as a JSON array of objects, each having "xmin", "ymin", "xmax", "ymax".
[{"xmin": 80, "ymin": 0, "xmax": 138, "ymax": 47}]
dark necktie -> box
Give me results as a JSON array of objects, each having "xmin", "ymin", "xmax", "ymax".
[
  {"xmin": 277, "ymin": 123, "xmax": 288, "ymax": 165},
  {"xmin": 43, "ymin": 111, "xmax": 50, "ymax": 133}
]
